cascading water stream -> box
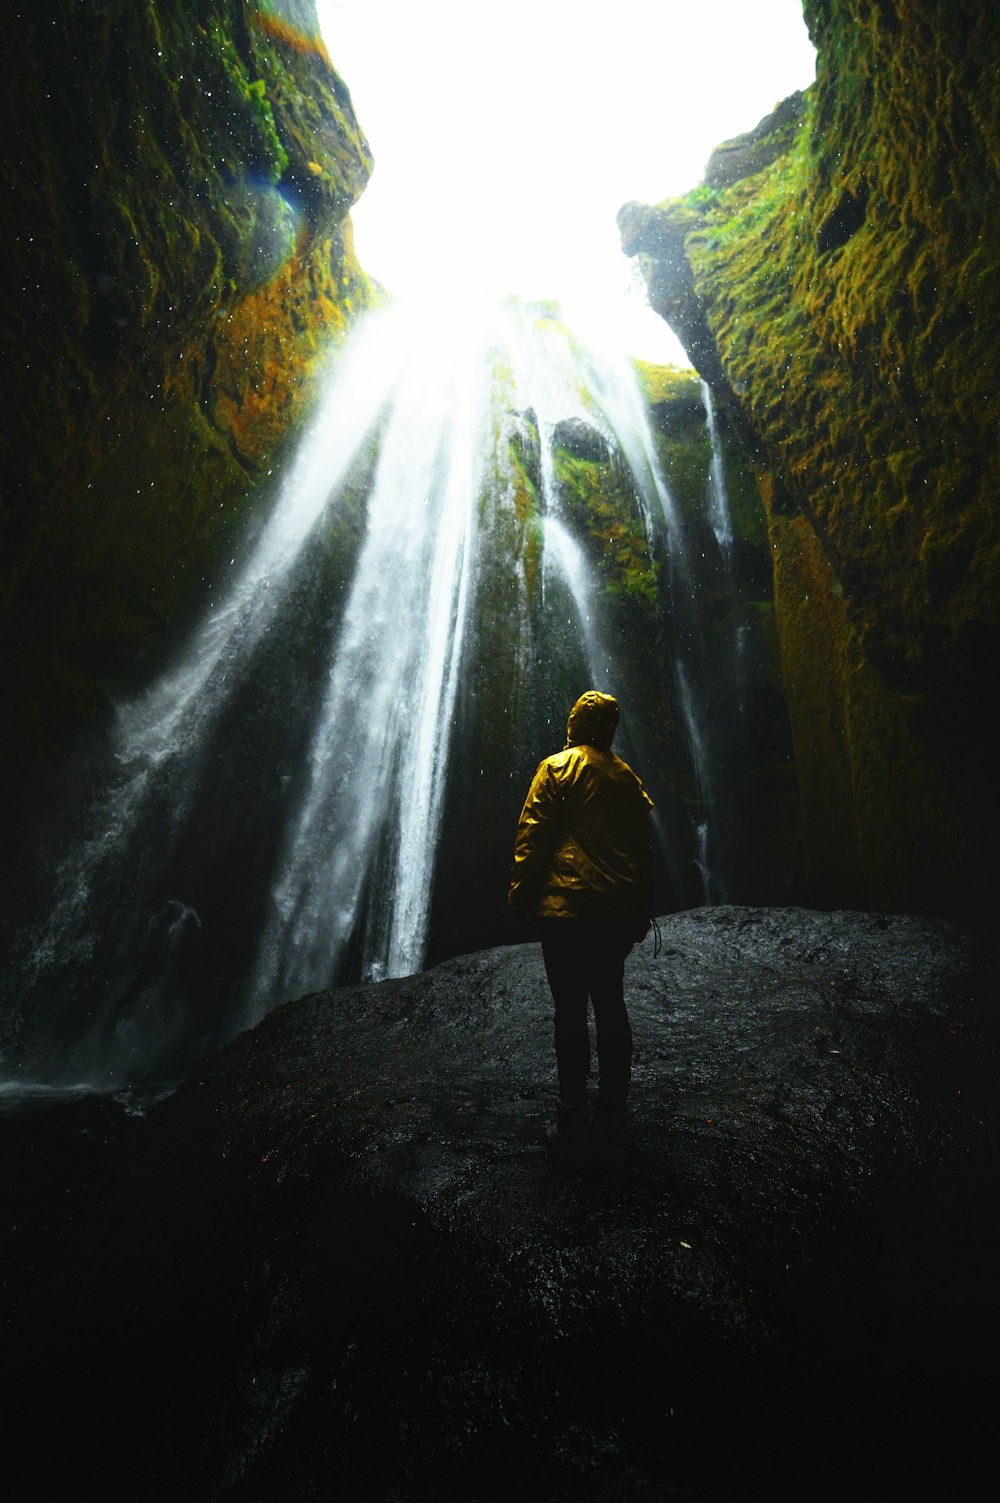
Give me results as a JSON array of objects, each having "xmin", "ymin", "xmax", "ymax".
[
  {"xmin": 588, "ymin": 351, "xmax": 734, "ymax": 901},
  {"xmin": 703, "ymin": 378, "xmax": 749, "ymax": 720},
  {"xmin": 248, "ymin": 311, "xmax": 486, "ymax": 1010},
  {"xmin": 572, "ymin": 340, "xmax": 684, "ymax": 549},
  {"xmin": 500, "ymin": 311, "xmax": 732, "ymax": 901},
  {"xmin": 540, "ymin": 516, "xmax": 614, "ymax": 691},
  {"xmin": 2, "ymin": 311, "xmax": 405, "ymax": 1085},
  {"xmin": 703, "ymin": 379, "xmax": 735, "ymax": 558},
  {"xmin": 571, "ymin": 336, "xmax": 732, "ymax": 901},
  {"xmin": 2, "ymin": 299, "xmax": 750, "ymax": 1091},
  {"xmin": 501, "ymin": 314, "xmax": 613, "ymax": 691}
]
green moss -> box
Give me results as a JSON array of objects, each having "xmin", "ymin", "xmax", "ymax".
[
  {"xmin": 245, "ymin": 76, "xmax": 289, "ymax": 183},
  {"xmin": 685, "ymin": 183, "xmax": 723, "ymax": 212},
  {"xmin": 506, "ymin": 446, "xmax": 544, "ymax": 600},
  {"xmin": 553, "ymin": 449, "xmax": 659, "ymax": 613},
  {"xmin": 625, "ymin": 1, "xmax": 1000, "ymax": 909},
  {"xmin": 631, "ymin": 359, "xmax": 700, "ymax": 406},
  {"xmin": 661, "ymin": 424, "xmax": 711, "ymax": 518},
  {"xmin": 1, "ymin": 0, "xmax": 376, "ymax": 787},
  {"xmin": 768, "ymin": 507, "xmax": 966, "ymax": 909},
  {"xmin": 678, "ymin": 14, "xmax": 1000, "ymax": 673}
]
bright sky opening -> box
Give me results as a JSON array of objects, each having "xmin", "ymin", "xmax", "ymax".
[{"xmin": 315, "ymin": 1, "xmax": 816, "ymax": 364}]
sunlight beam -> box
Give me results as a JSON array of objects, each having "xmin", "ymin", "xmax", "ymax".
[{"xmin": 316, "ymin": 0, "xmax": 816, "ymax": 361}]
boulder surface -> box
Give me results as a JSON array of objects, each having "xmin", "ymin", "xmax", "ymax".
[{"xmin": 7, "ymin": 907, "xmax": 998, "ymax": 1499}]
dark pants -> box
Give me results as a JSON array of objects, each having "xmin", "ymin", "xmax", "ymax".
[{"xmin": 539, "ymin": 920, "xmax": 635, "ymax": 1111}]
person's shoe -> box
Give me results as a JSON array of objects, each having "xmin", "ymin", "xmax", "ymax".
[
  {"xmin": 592, "ymin": 1101, "xmax": 628, "ymax": 1167},
  {"xmin": 546, "ymin": 1101, "xmax": 591, "ymax": 1164}
]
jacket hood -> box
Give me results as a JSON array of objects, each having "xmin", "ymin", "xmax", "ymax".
[{"xmin": 565, "ymin": 691, "xmax": 619, "ymax": 751}]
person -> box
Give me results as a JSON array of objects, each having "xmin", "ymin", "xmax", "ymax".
[{"xmin": 508, "ymin": 690, "xmax": 654, "ymax": 1164}]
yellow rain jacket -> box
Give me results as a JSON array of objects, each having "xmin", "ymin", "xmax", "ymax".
[{"xmin": 508, "ymin": 692, "xmax": 654, "ymax": 923}]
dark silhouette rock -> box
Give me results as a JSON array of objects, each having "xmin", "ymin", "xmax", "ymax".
[
  {"xmin": 704, "ymin": 91, "xmax": 808, "ymax": 189},
  {"xmin": 617, "ymin": 199, "xmax": 728, "ymax": 392},
  {"xmin": 551, "ymin": 417, "xmax": 612, "ymax": 464},
  {"xmin": 6, "ymin": 907, "xmax": 997, "ymax": 1499},
  {"xmin": 646, "ymin": 391, "xmax": 707, "ymax": 437}
]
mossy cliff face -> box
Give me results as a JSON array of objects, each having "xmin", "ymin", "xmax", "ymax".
[
  {"xmin": 620, "ymin": 1, "xmax": 1000, "ymax": 913},
  {"xmin": 631, "ymin": 363, "xmax": 799, "ymax": 901},
  {"xmin": 1, "ymin": 0, "xmax": 375, "ymax": 791}
]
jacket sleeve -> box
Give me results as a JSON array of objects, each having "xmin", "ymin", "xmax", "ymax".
[{"xmin": 507, "ymin": 760, "xmax": 562, "ymax": 911}]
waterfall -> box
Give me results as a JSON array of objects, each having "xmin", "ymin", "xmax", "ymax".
[
  {"xmin": 2, "ymin": 300, "xmax": 749, "ymax": 1089},
  {"xmin": 2, "ymin": 311, "xmax": 403, "ymax": 1085},
  {"xmin": 499, "ymin": 311, "xmax": 616, "ymax": 693},
  {"xmin": 573, "ymin": 340, "xmax": 685, "ymax": 550},
  {"xmin": 676, "ymin": 660, "xmax": 725, "ymax": 904},
  {"xmin": 540, "ymin": 515, "xmax": 614, "ymax": 691},
  {"xmin": 570, "ymin": 339, "xmax": 732, "ymax": 903},
  {"xmin": 703, "ymin": 378, "xmax": 735, "ymax": 556},
  {"xmin": 500, "ymin": 310, "xmax": 731, "ymax": 902},
  {"xmin": 568, "ymin": 343, "xmax": 735, "ymax": 904},
  {"xmin": 249, "ymin": 309, "xmax": 486, "ymax": 1008},
  {"xmin": 702, "ymin": 378, "xmax": 749, "ymax": 726}
]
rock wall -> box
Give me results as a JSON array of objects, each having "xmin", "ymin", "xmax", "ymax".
[
  {"xmin": 0, "ymin": 0, "xmax": 376, "ymax": 800},
  {"xmin": 9, "ymin": 0, "xmax": 986, "ymax": 946},
  {"xmin": 621, "ymin": 0, "xmax": 1000, "ymax": 916}
]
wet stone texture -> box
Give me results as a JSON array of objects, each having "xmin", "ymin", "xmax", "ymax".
[{"xmin": 6, "ymin": 907, "xmax": 999, "ymax": 1500}]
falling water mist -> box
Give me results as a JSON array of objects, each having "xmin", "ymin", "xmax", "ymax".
[{"xmin": 1, "ymin": 301, "xmax": 754, "ymax": 1090}]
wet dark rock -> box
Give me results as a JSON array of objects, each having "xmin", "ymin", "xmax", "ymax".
[
  {"xmin": 0, "ymin": 1090, "xmax": 139, "ymax": 1324},
  {"xmin": 703, "ymin": 91, "xmax": 808, "ymax": 189},
  {"xmin": 509, "ymin": 405, "xmax": 542, "ymax": 483},
  {"xmin": 551, "ymin": 417, "xmax": 612, "ymax": 464},
  {"xmin": 647, "ymin": 392, "xmax": 707, "ymax": 437},
  {"xmin": 617, "ymin": 199, "xmax": 728, "ymax": 392},
  {"xmin": 6, "ymin": 907, "xmax": 997, "ymax": 1499}
]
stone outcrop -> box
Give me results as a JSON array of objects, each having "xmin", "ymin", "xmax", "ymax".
[
  {"xmin": 617, "ymin": 201, "xmax": 728, "ymax": 391},
  {"xmin": 703, "ymin": 89, "xmax": 808, "ymax": 189},
  {"xmin": 551, "ymin": 416, "xmax": 613, "ymax": 464},
  {"xmin": 5, "ymin": 907, "xmax": 996, "ymax": 1498},
  {"xmin": 621, "ymin": 1, "xmax": 1000, "ymax": 916}
]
